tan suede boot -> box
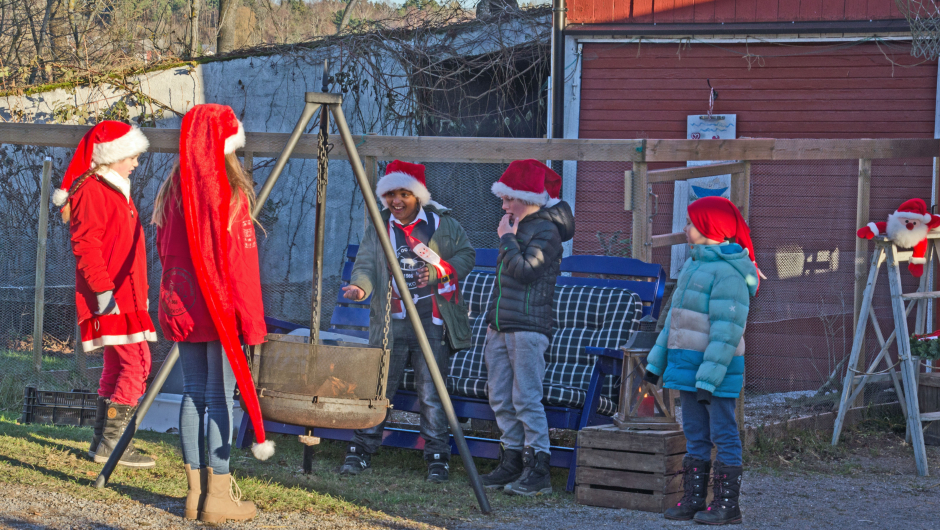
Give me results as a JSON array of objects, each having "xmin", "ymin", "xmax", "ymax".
[
  {"xmin": 199, "ymin": 467, "xmax": 256, "ymax": 524},
  {"xmin": 183, "ymin": 464, "xmax": 207, "ymax": 520}
]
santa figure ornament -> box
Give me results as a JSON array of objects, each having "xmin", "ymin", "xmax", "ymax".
[{"xmin": 857, "ymin": 198, "xmax": 940, "ymax": 277}]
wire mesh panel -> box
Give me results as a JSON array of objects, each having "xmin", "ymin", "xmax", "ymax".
[
  {"xmin": 573, "ymin": 148, "xmax": 935, "ymax": 428},
  {"xmin": 3, "ymin": 132, "xmax": 935, "ymax": 433}
]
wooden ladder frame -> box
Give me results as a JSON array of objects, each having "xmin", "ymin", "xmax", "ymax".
[{"xmin": 831, "ymin": 233, "xmax": 940, "ymax": 476}]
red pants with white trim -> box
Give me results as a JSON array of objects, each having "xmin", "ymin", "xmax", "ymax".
[{"xmin": 98, "ymin": 342, "xmax": 152, "ymax": 406}]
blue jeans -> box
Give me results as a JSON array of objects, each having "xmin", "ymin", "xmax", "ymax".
[
  {"xmin": 680, "ymin": 390, "xmax": 742, "ymax": 466},
  {"xmin": 350, "ymin": 318, "xmax": 450, "ymax": 460},
  {"xmin": 178, "ymin": 341, "xmax": 236, "ymax": 474}
]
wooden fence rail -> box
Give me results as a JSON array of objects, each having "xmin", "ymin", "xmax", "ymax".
[
  {"xmin": 3, "ymin": 123, "xmax": 938, "ymax": 352},
  {"xmin": 2, "ymin": 124, "xmax": 938, "ymax": 162}
]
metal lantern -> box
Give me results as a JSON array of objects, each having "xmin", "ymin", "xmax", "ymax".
[{"xmin": 614, "ymin": 331, "xmax": 679, "ymax": 430}]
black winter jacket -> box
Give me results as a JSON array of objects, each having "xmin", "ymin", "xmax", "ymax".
[{"xmin": 485, "ymin": 200, "xmax": 575, "ymax": 337}]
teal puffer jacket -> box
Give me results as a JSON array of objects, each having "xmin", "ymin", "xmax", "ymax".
[{"xmin": 645, "ymin": 243, "xmax": 758, "ymax": 398}]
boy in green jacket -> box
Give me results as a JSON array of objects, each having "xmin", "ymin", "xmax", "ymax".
[
  {"xmin": 338, "ymin": 160, "xmax": 475, "ymax": 484},
  {"xmin": 644, "ymin": 196, "xmax": 760, "ymax": 526}
]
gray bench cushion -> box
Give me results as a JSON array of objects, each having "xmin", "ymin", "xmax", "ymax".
[{"xmin": 400, "ymin": 271, "xmax": 642, "ymax": 416}]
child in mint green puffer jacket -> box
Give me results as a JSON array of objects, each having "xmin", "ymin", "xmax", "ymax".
[{"xmin": 644, "ymin": 197, "xmax": 760, "ymax": 526}]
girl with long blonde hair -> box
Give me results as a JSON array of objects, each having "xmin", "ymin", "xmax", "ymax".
[{"xmin": 154, "ymin": 104, "xmax": 272, "ymax": 524}]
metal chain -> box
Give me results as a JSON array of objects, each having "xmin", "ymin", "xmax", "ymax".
[
  {"xmin": 376, "ymin": 277, "xmax": 393, "ymax": 400},
  {"xmin": 309, "ymin": 128, "xmax": 329, "ymax": 340}
]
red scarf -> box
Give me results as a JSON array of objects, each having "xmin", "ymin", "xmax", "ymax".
[{"xmin": 388, "ymin": 217, "xmax": 460, "ymax": 323}]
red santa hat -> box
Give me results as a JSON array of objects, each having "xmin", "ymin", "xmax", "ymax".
[
  {"xmin": 53, "ymin": 121, "xmax": 150, "ymax": 206},
  {"xmin": 891, "ymin": 198, "xmax": 932, "ymax": 223},
  {"xmin": 491, "ymin": 159, "xmax": 562, "ymax": 207},
  {"xmin": 376, "ymin": 160, "xmax": 444, "ymax": 209},
  {"xmin": 687, "ymin": 196, "xmax": 760, "ymax": 287},
  {"xmin": 178, "ymin": 104, "xmax": 273, "ymax": 460}
]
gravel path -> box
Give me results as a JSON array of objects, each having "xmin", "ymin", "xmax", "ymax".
[
  {"xmin": 453, "ymin": 471, "xmax": 940, "ymax": 530},
  {"xmin": 0, "ymin": 483, "xmax": 426, "ymax": 530},
  {"xmin": 2, "ymin": 470, "xmax": 937, "ymax": 529}
]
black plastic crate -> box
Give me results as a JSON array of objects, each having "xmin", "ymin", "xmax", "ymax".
[{"xmin": 21, "ymin": 387, "xmax": 98, "ymax": 427}]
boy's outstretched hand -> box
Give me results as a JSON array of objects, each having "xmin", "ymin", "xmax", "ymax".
[
  {"xmin": 342, "ymin": 284, "xmax": 366, "ymax": 301},
  {"xmin": 497, "ymin": 214, "xmax": 517, "ymax": 237}
]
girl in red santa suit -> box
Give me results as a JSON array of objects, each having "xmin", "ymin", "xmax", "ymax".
[
  {"xmin": 55, "ymin": 121, "xmax": 157, "ymax": 469},
  {"xmin": 153, "ymin": 104, "xmax": 273, "ymax": 524}
]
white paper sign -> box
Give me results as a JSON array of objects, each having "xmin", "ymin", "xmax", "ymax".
[{"xmin": 671, "ymin": 115, "xmax": 737, "ymax": 278}]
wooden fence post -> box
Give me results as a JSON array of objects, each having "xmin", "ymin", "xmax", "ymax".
[
  {"xmin": 854, "ymin": 158, "xmax": 872, "ymax": 406},
  {"xmin": 364, "ymin": 155, "xmax": 377, "ymax": 230},
  {"xmin": 631, "ymin": 161, "xmax": 650, "ymax": 262},
  {"xmin": 75, "ymin": 319, "xmax": 86, "ymax": 381},
  {"xmin": 32, "ymin": 158, "xmax": 53, "ymax": 374},
  {"xmin": 730, "ymin": 161, "xmax": 751, "ymax": 431}
]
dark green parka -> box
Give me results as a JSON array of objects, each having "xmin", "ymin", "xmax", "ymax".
[{"xmin": 350, "ymin": 204, "xmax": 476, "ymax": 350}]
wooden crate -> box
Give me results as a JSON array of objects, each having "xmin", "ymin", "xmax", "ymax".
[
  {"xmin": 575, "ymin": 424, "xmax": 686, "ymax": 513},
  {"xmin": 919, "ymin": 372, "xmax": 940, "ymax": 446}
]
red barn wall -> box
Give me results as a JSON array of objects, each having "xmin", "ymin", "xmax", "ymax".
[
  {"xmin": 574, "ymin": 41, "xmax": 937, "ymax": 393},
  {"xmin": 568, "ymin": 0, "xmax": 904, "ymax": 24}
]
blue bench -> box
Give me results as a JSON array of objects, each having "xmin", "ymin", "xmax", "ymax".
[{"xmin": 242, "ymin": 245, "xmax": 665, "ymax": 491}]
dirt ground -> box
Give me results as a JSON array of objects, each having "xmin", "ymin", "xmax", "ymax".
[{"xmin": 2, "ymin": 417, "xmax": 939, "ymax": 530}]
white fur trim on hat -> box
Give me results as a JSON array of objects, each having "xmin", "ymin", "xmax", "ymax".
[
  {"xmin": 867, "ymin": 222, "xmax": 880, "ymax": 236},
  {"xmin": 491, "ymin": 181, "xmax": 549, "ymax": 206},
  {"xmin": 224, "ymin": 120, "xmax": 246, "ymax": 155},
  {"xmin": 376, "ymin": 171, "xmax": 432, "ymax": 209},
  {"xmin": 52, "ymin": 188, "xmax": 70, "ymax": 207},
  {"xmin": 911, "ymin": 256, "xmax": 927, "ymax": 264},
  {"xmin": 92, "ymin": 127, "xmax": 149, "ymax": 166},
  {"xmin": 892, "ymin": 210, "xmax": 932, "ymax": 223}
]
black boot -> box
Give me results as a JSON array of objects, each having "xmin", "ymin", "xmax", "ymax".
[
  {"xmin": 664, "ymin": 456, "xmax": 711, "ymax": 520},
  {"xmin": 694, "ymin": 461, "xmax": 743, "ymax": 525},
  {"xmin": 481, "ymin": 444, "xmax": 524, "ymax": 490},
  {"xmin": 338, "ymin": 444, "xmax": 372, "ymax": 476},
  {"xmin": 504, "ymin": 447, "xmax": 552, "ymax": 496},
  {"xmin": 425, "ymin": 452, "xmax": 450, "ymax": 483},
  {"xmin": 87, "ymin": 396, "xmax": 107, "ymax": 459},
  {"xmin": 93, "ymin": 400, "xmax": 156, "ymax": 468}
]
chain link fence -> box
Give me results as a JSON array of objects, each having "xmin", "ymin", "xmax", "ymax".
[
  {"xmin": 3, "ymin": 135, "xmax": 931, "ymax": 433},
  {"xmin": 0, "ymin": 142, "xmax": 517, "ymax": 417},
  {"xmin": 573, "ymin": 154, "xmax": 935, "ymax": 429}
]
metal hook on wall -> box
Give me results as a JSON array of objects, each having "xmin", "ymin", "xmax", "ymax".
[{"xmin": 706, "ymin": 79, "xmax": 718, "ymax": 118}]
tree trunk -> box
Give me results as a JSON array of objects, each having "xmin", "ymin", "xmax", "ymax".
[
  {"xmin": 336, "ymin": 0, "xmax": 360, "ymax": 34},
  {"xmin": 188, "ymin": 0, "xmax": 200, "ymax": 58},
  {"xmin": 217, "ymin": 0, "xmax": 239, "ymax": 54}
]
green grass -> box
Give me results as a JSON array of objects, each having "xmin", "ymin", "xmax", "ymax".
[
  {"xmin": 0, "ymin": 411, "xmax": 574, "ymax": 526},
  {"xmin": 0, "ymin": 348, "xmax": 100, "ymax": 412}
]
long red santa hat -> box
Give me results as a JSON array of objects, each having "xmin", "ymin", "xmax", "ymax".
[{"xmin": 178, "ymin": 104, "xmax": 273, "ymax": 460}]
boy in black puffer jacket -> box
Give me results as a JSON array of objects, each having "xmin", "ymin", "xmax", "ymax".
[{"xmin": 480, "ymin": 160, "xmax": 575, "ymax": 496}]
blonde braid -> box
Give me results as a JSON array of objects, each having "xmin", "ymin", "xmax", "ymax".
[{"xmin": 60, "ymin": 168, "xmax": 98, "ymax": 223}]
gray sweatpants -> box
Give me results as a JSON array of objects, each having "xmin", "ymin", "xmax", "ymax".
[{"xmin": 483, "ymin": 327, "xmax": 551, "ymax": 454}]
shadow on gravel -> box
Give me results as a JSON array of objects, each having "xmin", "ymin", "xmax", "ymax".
[
  {"xmin": 0, "ymin": 450, "xmax": 178, "ymax": 512},
  {"xmin": 0, "ymin": 514, "xmax": 122, "ymax": 530}
]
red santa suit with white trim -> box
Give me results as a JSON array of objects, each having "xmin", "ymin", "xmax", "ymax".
[
  {"xmin": 856, "ymin": 198, "xmax": 940, "ymax": 277},
  {"xmin": 55, "ymin": 121, "xmax": 157, "ymax": 406}
]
